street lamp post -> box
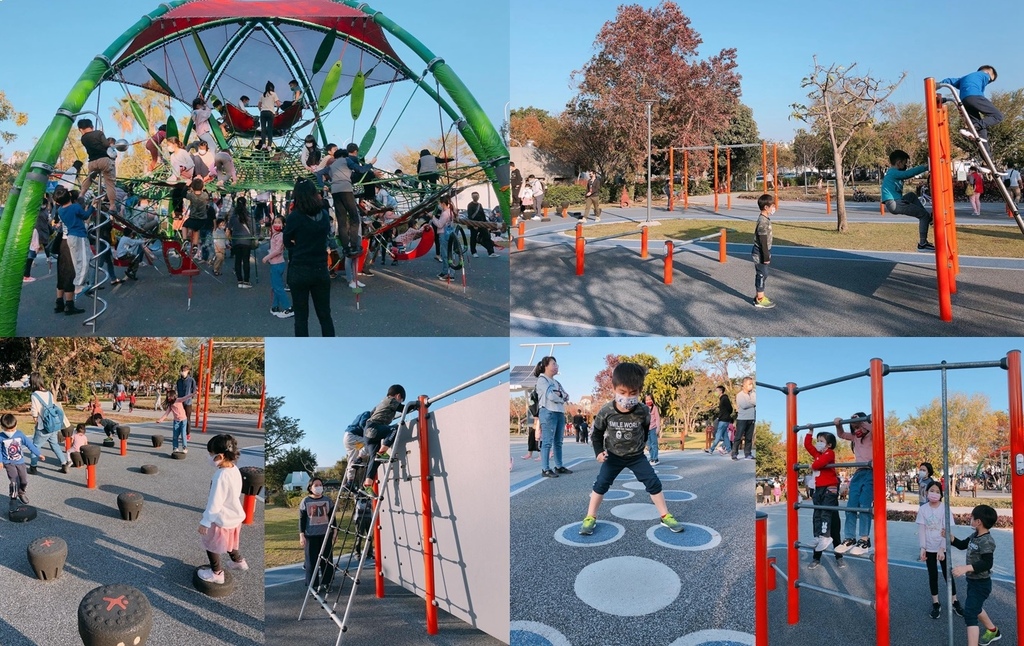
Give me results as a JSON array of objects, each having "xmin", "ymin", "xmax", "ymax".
[{"xmin": 641, "ymin": 99, "xmax": 660, "ymax": 228}]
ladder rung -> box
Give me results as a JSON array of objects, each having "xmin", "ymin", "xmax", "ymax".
[{"xmin": 794, "ymin": 580, "xmax": 874, "ymax": 607}]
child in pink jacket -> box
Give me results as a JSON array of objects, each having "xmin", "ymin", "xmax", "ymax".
[{"xmin": 262, "ymin": 214, "xmax": 293, "ymax": 318}]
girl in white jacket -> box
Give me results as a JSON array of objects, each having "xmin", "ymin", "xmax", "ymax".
[{"xmin": 197, "ymin": 434, "xmax": 249, "ymax": 584}]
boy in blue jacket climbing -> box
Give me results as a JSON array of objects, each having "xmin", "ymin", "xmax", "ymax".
[
  {"xmin": 940, "ymin": 66, "xmax": 1002, "ymax": 157},
  {"xmin": 881, "ymin": 150, "xmax": 933, "ymax": 251}
]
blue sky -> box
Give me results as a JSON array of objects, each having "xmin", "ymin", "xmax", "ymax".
[
  {"xmin": 0, "ymin": 1, "xmax": 509, "ymax": 169},
  {"xmin": 266, "ymin": 338, "xmax": 508, "ymax": 466},
  {"xmin": 756, "ymin": 338, "xmax": 1021, "ymax": 438},
  {"xmin": 511, "ymin": 0, "xmax": 1024, "ymax": 142},
  {"xmin": 510, "ymin": 337, "xmax": 755, "ymax": 404}
]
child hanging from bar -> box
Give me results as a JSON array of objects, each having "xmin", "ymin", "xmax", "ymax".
[
  {"xmin": 833, "ymin": 413, "xmax": 874, "ymax": 556},
  {"xmin": 917, "ymin": 480, "xmax": 963, "ymax": 620},
  {"xmin": 360, "ymin": 385, "xmax": 406, "ymax": 497},
  {"xmin": 951, "ymin": 504, "xmax": 1001, "ymax": 646},
  {"xmin": 804, "ymin": 429, "xmax": 839, "ymax": 568},
  {"xmin": 579, "ymin": 362, "xmax": 683, "ymax": 536}
]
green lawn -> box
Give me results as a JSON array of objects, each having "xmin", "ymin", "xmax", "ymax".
[
  {"xmin": 265, "ymin": 500, "xmax": 362, "ymax": 569},
  {"xmin": 579, "ymin": 219, "xmax": 1024, "ymax": 258}
]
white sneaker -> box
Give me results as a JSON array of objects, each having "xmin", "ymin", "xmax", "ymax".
[
  {"xmin": 278, "ymin": 308, "xmax": 294, "ymax": 319},
  {"xmin": 531, "ymin": 215, "xmax": 541, "ymax": 221},
  {"xmin": 224, "ymin": 558, "xmax": 249, "ymax": 571},
  {"xmin": 197, "ymin": 567, "xmax": 225, "ymax": 584},
  {"xmin": 816, "ymin": 536, "xmax": 832, "ymax": 552},
  {"xmin": 348, "ymin": 281, "xmax": 366, "ymax": 289},
  {"xmin": 472, "ymin": 253, "xmax": 479, "ymax": 258},
  {"xmin": 959, "ymin": 128, "xmax": 987, "ymax": 143}
]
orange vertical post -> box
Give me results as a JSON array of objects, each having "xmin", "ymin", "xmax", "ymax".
[
  {"xmin": 641, "ymin": 227, "xmax": 649, "ymax": 259},
  {"xmin": 194, "ymin": 343, "xmax": 205, "ymax": 428},
  {"xmin": 561, "ymin": 205, "xmax": 567, "ymax": 218},
  {"xmin": 419, "ymin": 396, "xmax": 438, "ymax": 634},
  {"xmin": 668, "ymin": 148, "xmax": 675, "ymax": 211},
  {"xmin": 755, "ymin": 511, "xmax": 768, "ymax": 646},
  {"xmin": 1007, "ymin": 349, "xmax": 1024, "ymax": 643},
  {"xmin": 762, "ymin": 141, "xmax": 768, "ymax": 193},
  {"xmin": 242, "ymin": 494, "xmax": 257, "ymax": 525},
  {"xmin": 575, "ymin": 222, "xmax": 583, "ymax": 240},
  {"xmin": 542, "ymin": 206, "xmax": 548, "ymax": 219},
  {"xmin": 373, "ymin": 478, "xmax": 384, "ymax": 598},
  {"xmin": 64, "ymin": 434, "xmax": 72, "ymax": 453},
  {"xmin": 726, "ymin": 151, "xmax": 732, "ymax": 210},
  {"xmin": 517, "ymin": 221, "xmax": 525, "ymax": 251},
  {"xmin": 663, "ymin": 241, "xmax": 674, "ymax": 284},
  {"xmin": 718, "ymin": 229, "xmax": 727, "ymax": 263},
  {"xmin": 773, "ymin": 143, "xmax": 779, "ymax": 207},
  {"xmin": 713, "ymin": 144, "xmax": 719, "ymax": 213},
  {"xmin": 924, "ymin": 77, "xmax": 953, "ymax": 323},
  {"xmin": 785, "ymin": 382, "xmax": 799, "ymax": 625},
  {"xmin": 119, "ymin": 438, "xmax": 127, "ymax": 456},
  {"xmin": 937, "ymin": 101, "xmax": 960, "ymax": 286},
  {"xmin": 86, "ymin": 464, "xmax": 97, "ymax": 489},
  {"xmin": 683, "ymin": 150, "xmax": 689, "ymax": 209},
  {"xmin": 870, "ymin": 358, "xmax": 890, "ymax": 646},
  {"xmin": 575, "ymin": 238, "xmax": 585, "ymax": 276},
  {"xmin": 826, "ymin": 186, "xmax": 832, "ymax": 215},
  {"xmin": 202, "ymin": 339, "xmax": 214, "ymax": 433},
  {"xmin": 257, "ymin": 382, "xmax": 266, "ymax": 429}
]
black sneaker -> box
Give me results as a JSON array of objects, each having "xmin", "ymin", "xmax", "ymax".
[
  {"xmin": 359, "ymin": 268, "xmax": 375, "ymax": 277},
  {"xmin": 54, "ymin": 298, "xmax": 65, "ymax": 313},
  {"xmin": 917, "ymin": 242, "xmax": 935, "ymax": 251},
  {"xmin": 64, "ymin": 303, "xmax": 85, "ymax": 315},
  {"xmin": 835, "ymin": 557, "xmax": 846, "ymax": 569},
  {"xmin": 27, "ymin": 466, "xmax": 37, "ymax": 475},
  {"xmin": 554, "ymin": 467, "xmax": 573, "ymax": 474},
  {"xmin": 930, "ymin": 605, "xmax": 941, "ymax": 619},
  {"xmin": 541, "ymin": 469, "xmax": 559, "ymax": 478},
  {"xmin": 807, "ymin": 560, "xmax": 820, "ymax": 570},
  {"xmin": 952, "ymin": 600, "xmax": 964, "ymax": 617},
  {"xmin": 17, "ymin": 492, "xmax": 28, "ymax": 504}
]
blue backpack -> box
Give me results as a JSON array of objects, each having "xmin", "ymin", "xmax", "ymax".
[{"xmin": 32, "ymin": 392, "xmax": 64, "ymax": 434}]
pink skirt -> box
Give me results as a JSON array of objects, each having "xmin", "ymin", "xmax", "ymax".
[{"xmin": 201, "ymin": 523, "xmax": 241, "ymax": 553}]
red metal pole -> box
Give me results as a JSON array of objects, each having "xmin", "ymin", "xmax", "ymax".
[
  {"xmin": 575, "ymin": 222, "xmax": 583, "ymax": 240},
  {"xmin": 683, "ymin": 151, "xmax": 689, "ymax": 210},
  {"xmin": 86, "ymin": 464, "xmax": 96, "ymax": 489},
  {"xmin": 925, "ymin": 77, "xmax": 953, "ymax": 323},
  {"xmin": 119, "ymin": 439, "xmax": 127, "ymax": 456},
  {"xmin": 65, "ymin": 435, "xmax": 72, "ymax": 452},
  {"xmin": 773, "ymin": 143, "xmax": 779, "ymax": 207},
  {"xmin": 663, "ymin": 241, "xmax": 673, "ymax": 284},
  {"xmin": 762, "ymin": 141, "xmax": 768, "ymax": 194},
  {"xmin": 195, "ymin": 343, "xmax": 205, "ymax": 428},
  {"xmin": 641, "ymin": 227, "xmax": 649, "ymax": 259},
  {"xmin": 1007, "ymin": 349, "xmax": 1024, "ymax": 642},
  {"xmin": 755, "ymin": 510, "xmax": 768, "ymax": 646},
  {"xmin": 719, "ymin": 229, "xmax": 727, "ymax": 264},
  {"xmin": 668, "ymin": 148, "xmax": 675, "ymax": 211},
  {"xmin": 374, "ymin": 478, "xmax": 384, "ymax": 598},
  {"xmin": 938, "ymin": 101, "xmax": 960, "ymax": 290},
  {"xmin": 242, "ymin": 494, "xmax": 257, "ymax": 525},
  {"xmin": 726, "ymin": 151, "xmax": 732, "ymax": 210},
  {"xmin": 202, "ymin": 339, "xmax": 213, "ymax": 433},
  {"xmin": 575, "ymin": 238, "xmax": 585, "ymax": 276},
  {"xmin": 419, "ymin": 396, "xmax": 438, "ymax": 635},
  {"xmin": 826, "ymin": 186, "xmax": 831, "ymax": 215},
  {"xmin": 713, "ymin": 144, "xmax": 719, "ymax": 213},
  {"xmin": 257, "ymin": 382, "xmax": 266, "ymax": 429},
  {"xmin": 870, "ymin": 358, "xmax": 890, "ymax": 646},
  {"xmin": 516, "ymin": 220, "xmax": 525, "ymax": 251},
  {"xmin": 785, "ymin": 382, "xmax": 799, "ymax": 625}
]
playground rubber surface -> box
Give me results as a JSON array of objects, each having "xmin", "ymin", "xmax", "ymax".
[
  {"xmin": 760, "ymin": 501, "xmax": 1017, "ymax": 646},
  {"xmin": 0, "ymin": 414, "xmax": 264, "ymax": 646},
  {"xmin": 511, "ymin": 446, "xmax": 755, "ymax": 646},
  {"xmin": 265, "ymin": 575, "xmax": 502, "ymax": 645},
  {"xmin": 510, "ymin": 203, "xmax": 1024, "ymax": 337},
  {"xmin": 16, "ymin": 241, "xmax": 510, "ymax": 337}
]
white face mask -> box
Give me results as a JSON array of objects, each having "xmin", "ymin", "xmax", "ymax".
[
  {"xmin": 927, "ymin": 491, "xmax": 941, "ymax": 503},
  {"xmin": 615, "ymin": 394, "xmax": 639, "ymax": 410},
  {"xmin": 919, "ymin": 470, "xmax": 929, "ymax": 479},
  {"xmin": 815, "ymin": 441, "xmax": 827, "ymax": 452},
  {"xmin": 208, "ymin": 454, "xmax": 220, "ymax": 467},
  {"xmin": 311, "ymin": 486, "xmax": 324, "ymax": 495}
]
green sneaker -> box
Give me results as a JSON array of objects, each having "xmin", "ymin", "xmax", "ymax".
[
  {"xmin": 362, "ymin": 485, "xmax": 376, "ymax": 498},
  {"xmin": 375, "ymin": 450, "xmax": 390, "ymax": 462},
  {"xmin": 660, "ymin": 513, "xmax": 685, "ymax": 533},
  {"xmin": 754, "ymin": 296, "xmax": 776, "ymax": 309},
  {"xmin": 579, "ymin": 516, "xmax": 597, "ymax": 535},
  {"xmin": 980, "ymin": 628, "xmax": 1002, "ymax": 645}
]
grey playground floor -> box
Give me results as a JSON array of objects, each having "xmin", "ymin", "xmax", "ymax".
[
  {"xmin": 15, "ymin": 238, "xmax": 510, "ymax": 337},
  {"xmin": 510, "ymin": 200, "xmax": 1024, "ymax": 337},
  {"xmin": 511, "ymin": 440, "xmax": 755, "ymax": 646},
  {"xmin": 0, "ymin": 414, "xmax": 264, "ymax": 646},
  {"xmin": 760, "ymin": 502, "xmax": 1017, "ymax": 646}
]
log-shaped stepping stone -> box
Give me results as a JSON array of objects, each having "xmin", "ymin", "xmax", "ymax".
[
  {"xmin": 239, "ymin": 467, "xmax": 265, "ymax": 496},
  {"xmin": 9, "ymin": 504, "xmax": 37, "ymax": 522},
  {"xmin": 27, "ymin": 536, "xmax": 67, "ymax": 580},
  {"xmin": 140, "ymin": 465, "xmax": 158, "ymax": 475},
  {"xmin": 192, "ymin": 566, "xmax": 235, "ymax": 597},
  {"xmin": 116, "ymin": 492, "xmax": 144, "ymax": 521},
  {"xmin": 102, "ymin": 438, "xmax": 115, "ymax": 448},
  {"xmin": 116, "ymin": 425, "xmax": 131, "ymax": 440},
  {"xmin": 77, "ymin": 584, "xmax": 152, "ymax": 646},
  {"xmin": 150, "ymin": 435, "xmax": 162, "ymax": 448},
  {"xmin": 170, "ymin": 451, "xmax": 186, "ymax": 460},
  {"xmin": 81, "ymin": 445, "xmax": 101, "ymax": 465},
  {"xmin": 70, "ymin": 452, "xmax": 83, "ymax": 467}
]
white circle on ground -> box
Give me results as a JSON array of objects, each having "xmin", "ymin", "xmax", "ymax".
[
  {"xmin": 553, "ymin": 520, "xmax": 625, "ymax": 547},
  {"xmin": 654, "ymin": 464, "xmax": 679, "ymax": 470},
  {"xmin": 575, "ymin": 556, "xmax": 681, "ymax": 616},
  {"xmin": 510, "ymin": 620, "xmax": 572, "ymax": 646},
  {"xmin": 622, "ymin": 481, "xmax": 647, "ymax": 490},
  {"xmin": 657, "ymin": 474, "xmax": 682, "ymax": 481},
  {"xmin": 646, "ymin": 522, "xmax": 722, "ymax": 551},
  {"xmin": 613, "ymin": 472, "xmax": 635, "ymax": 481},
  {"xmin": 603, "ymin": 489, "xmax": 634, "ymax": 501},
  {"xmin": 663, "ymin": 490, "xmax": 697, "ymax": 502},
  {"xmin": 610, "ymin": 503, "xmax": 661, "ymax": 520},
  {"xmin": 669, "ymin": 629, "xmax": 756, "ymax": 646}
]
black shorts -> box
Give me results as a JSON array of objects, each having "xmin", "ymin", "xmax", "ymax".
[{"xmin": 183, "ymin": 218, "xmax": 206, "ymax": 231}]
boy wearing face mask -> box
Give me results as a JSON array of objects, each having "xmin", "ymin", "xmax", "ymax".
[
  {"xmin": 804, "ymin": 430, "xmax": 839, "ymax": 568},
  {"xmin": 834, "ymin": 413, "xmax": 874, "ymax": 556},
  {"xmin": 951, "ymin": 505, "xmax": 1001, "ymax": 646},
  {"xmin": 916, "ymin": 481, "xmax": 963, "ymax": 619},
  {"xmin": 752, "ymin": 193, "xmax": 776, "ymax": 309},
  {"xmin": 579, "ymin": 362, "xmax": 683, "ymax": 536}
]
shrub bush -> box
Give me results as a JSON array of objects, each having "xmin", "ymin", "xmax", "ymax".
[
  {"xmin": 0, "ymin": 389, "xmax": 30, "ymax": 411},
  {"xmin": 544, "ymin": 184, "xmax": 587, "ymax": 207}
]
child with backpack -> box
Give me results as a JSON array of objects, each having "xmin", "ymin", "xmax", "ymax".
[
  {"xmin": 1, "ymin": 413, "xmax": 45, "ymax": 503},
  {"xmin": 28, "ymin": 373, "xmax": 70, "ymax": 474},
  {"xmin": 917, "ymin": 480, "xmax": 963, "ymax": 619},
  {"xmin": 579, "ymin": 362, "xmax": 683, "ymax": 535}
]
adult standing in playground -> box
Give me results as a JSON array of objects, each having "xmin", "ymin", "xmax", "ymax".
[
  {"xmin": 572, "ymin": 408, "xmax": 586, "ymax": 444},
  {"xmin": 466, "ymin": 191, "xmax": 496, "ymax": 258},
  {"xmin": 646, "ymin": 394, "xmax": 661, "ymax": 465},
  {"xmin": 535, "ymin": 357, "xmax": 572, "ymax": 478},
  {"xmin": 707, "ymin": 385, "xmax": 733, "ymax": 455},
  {"xmin": 176, "ymin": 365, "xmax": 197, "ymax": 439},
  {"xmin": 732, "ymin": 377, "xmax": 756, "ymax": 460},
  {"xmin": 528, "ymin": 175, "xmax": 545, "ymax": 218},
  {"xmin": 298, "ymin": 477, "xmax": 336, "ymax": 590},
  {"xmin": 257, "ymin": 81, "xmax": 281, "ymax": 151},
  {"xmin": 833, "ymin": 413, "xmax": 874, "ymax": 556},
  {"xmin": 1001, "ymin": 162, "xmax": 1021, "ymax": 204},
  {"xmin": 967, "ymin": 166, "xmax": 985, "ymax": 216},
  {"xmin": 27, "ymin": 373, "xmax": 70, "ymax": 475},
  {"xmin": 582, "ymin": 171, "xmax": 602, "ymax": 222},
  {"xmin": 284, "ymin": 178, "xmax": 336, "ymax": 337},
  {"xmin": 510, "ymin": 162, "xmax": 523, "ymax": 210}
]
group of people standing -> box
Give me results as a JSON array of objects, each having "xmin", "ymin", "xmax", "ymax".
[{"xmin": 705, "ymin": 378, "xmax": 757, "ymax": 460}]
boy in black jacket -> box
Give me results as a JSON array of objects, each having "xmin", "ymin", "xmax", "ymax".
[
  {"xmin": 579, "ymin": 363, "xmax": 683, "ymax": 535},
  {"xmin": 361, "ymin": 384, "xmax": 406, "ymax": 496},
  {"xmin": 752, "ymin": 193, "xmax": 775, "ymax": 309}
]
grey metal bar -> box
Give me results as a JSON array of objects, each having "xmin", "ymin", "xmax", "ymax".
[
  {"xmin": 794, "ymin": 580, "xmax": 875, "ymax": 607},
  {"xmin": 668, "ymin": 230, "xmax": 726, "ymax": 246},
  {"xmin": 427, "ymin": 363, "xmax": 509, "ymax": 405},
  {"xmin": 793, "ymin": 503, "xmax": 873, "ymax": 514},
  {"xmin": 793, "ymin": 415, "xmax": 870, "ymax": 433},
  {"xmin": 794, "ymin": 542, "xmax": 873, "ymax": 561},
  {"xmin": 798, "ymin": 370, "xmax": 870, "ymax": 392},
  {"xmin": 887, "ymin": 360, "xmax": 1004, "ymax": 373},
  {"xmin": 793, "ymin": 461, "xmax": 872, "ymax": 471},
  {"xmin": 756, "ymin": 381, "xmax": 788, "ymax": 393},
  {"xmin": 585, "ymin": 230, "xmax": 644, "ymax": 244},
  {"xmin": 770, "ymin": 561, "xmax": 788, "ymax": 583}
]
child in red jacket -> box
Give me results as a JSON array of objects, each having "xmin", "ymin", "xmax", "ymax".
[{"xmin": 805, "ymin": 431, "xmax": 838, "ymax": 567}]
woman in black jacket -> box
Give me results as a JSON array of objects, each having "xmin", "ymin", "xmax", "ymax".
[{"xmin": 283, "ymin": 179, "xmax": 335, "ymax": 336}]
